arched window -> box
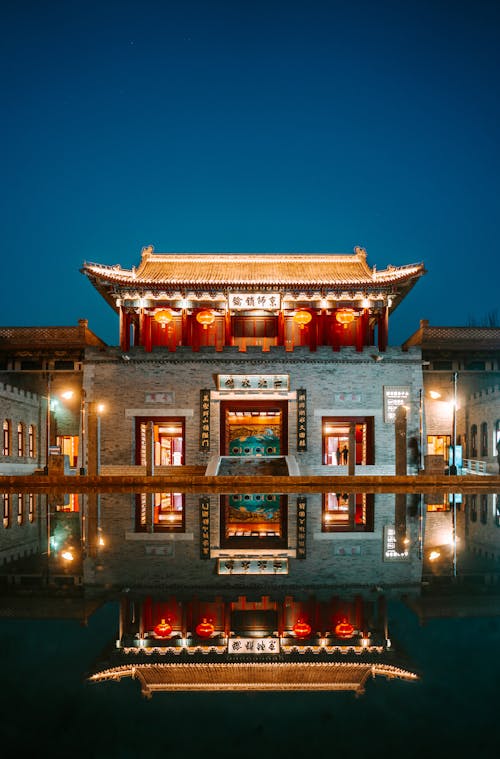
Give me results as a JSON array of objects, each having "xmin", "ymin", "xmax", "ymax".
[
  {"xmin": 17, "ymin": 423, "xmax": 25, "ymax": 457},
  {"xmin": 470, "ymin": 425, "xmax": 478, "ymax": 458},
  {"xmin": 480, "ymin": 422, "xmax": 488, "ymax": 456},
  {"xmin": 2, "ymin": 420, "xmax": 11, "ymax": 456},
  {"xmin": 28, "ymin": 425, "xmax": 35, "ymax": 457}
]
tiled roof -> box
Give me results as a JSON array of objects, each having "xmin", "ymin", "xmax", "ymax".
[
  {"xmin": 403, "ymin": 325, "xmax": 500, "ymax": 350},
  {"xmin": 82, "ymin": 246, "xmax": 425, "ymax": 290},
  {"xmin": 0, "ymin": 323, "xmax": 107, "ymax": 350},
  {"xmin": 88, "ymin": 660, "xmax": 418, "ymax": 693}
]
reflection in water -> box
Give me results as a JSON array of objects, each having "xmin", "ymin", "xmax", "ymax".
[{"xmin": 1, "ymin": 489, "xmax": 500, "ymax": 701}]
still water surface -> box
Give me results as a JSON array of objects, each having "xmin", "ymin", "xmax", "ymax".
[{"xmin": 1, "ymin": 489, "xmax": 499, "ymax": 758}]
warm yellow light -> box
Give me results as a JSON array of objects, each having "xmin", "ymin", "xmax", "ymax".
[
  {"xmin": 429, "ymin": 550, "xmax": 440, "ymax": 561},
  {"xmin": 97, "ymin": 403, "xmax": 105, "ymax": 414},
  {"xmin": 61, "ymin": 550, "xmax": 74, "ymax": 561},
  {"xmin": 335, "ymin": 308, "xmax": 355, "ymax": 325},
  {"xmin": 429, "ymin": 390, "xmax": 441, "ymax": 399},
  {"xmin": 154, "ymin": 309, "xmax": 174, "ymax": 327},
  {"xmin": 61, "ymin": 390, "xmax": 74, "ymax": 400},
  {"xmin": 293, "ymin": 310, "xmax": 312, "ymax": 329},
  {"xmin": 196, "ymin": 309, "xmax": 216, "ymax": 328},
  {"xmin": 98, "ymin": 536, "xmax": 105, "ymax": 547}
]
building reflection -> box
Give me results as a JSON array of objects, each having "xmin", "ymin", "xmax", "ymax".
[{"xmin": 1, "ymin": 488, "xmax": 500, "ymax": 696}]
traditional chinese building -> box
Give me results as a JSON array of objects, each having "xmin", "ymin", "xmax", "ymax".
[
  {"xmin": 82, "ymin": 245, "xmax": 424, "ymax": 354},
  {"xmin": 75, "ymin": 246, "xmax": 429, "ymax": 573},
  {"xmin": 87, "ymin": 591, "xmax": 419, "ymax": 696}
]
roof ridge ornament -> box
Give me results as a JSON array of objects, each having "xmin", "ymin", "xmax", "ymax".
[{"xmin": 141, "ymin": 245, "xmax": 154, "ymax": 258}]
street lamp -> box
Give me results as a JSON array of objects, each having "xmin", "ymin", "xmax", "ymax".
[{"xmin": 449, "ymin": 371, "xmax": 458, "ymax": 475}]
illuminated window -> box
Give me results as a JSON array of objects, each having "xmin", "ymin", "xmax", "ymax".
[
  {"xmin": 17, "ymin": 493, "xmax": 24, "ymax": 525},
  {"xmin": 28, "ymin": 493, "xmax": 35, "ymax": 523},
  {"xmin": 135, "ymin": 493, "xmax": 185, "ymax": 532},
  {"xmin": 17, "ymin": 423, "xmax": 25, "ymax": 457},
  {"xmin": 28, "ymin": 425, "xmax": 36, "ymax": 457},
  {"xmin": 426, "ymin": 435, "xmax": 450, "ymax": 459},
  {"xmin": 480, "ymin": 422, "xmax": 488, "ymax": 456},
  {"xmin": 3, "ymin": 494, "xmax": 10, "ymax": 528},
  {"xmin": 322, "ymin": 417, "xmax": 374, "ymax": 466},
  {"xmin": 136, "ymin": 418, "xmax": 184, "ymax": 466},
  {"xmin": 322, "ymin": 493, "xmax": 374, "ymax": 532},
  {"xmin": 2, "ymin": 420, "xmax": 11, "ymax": 456},
  {"xmin": 426, "ymin": 497, "xmax": 451, "ymax": 512}
]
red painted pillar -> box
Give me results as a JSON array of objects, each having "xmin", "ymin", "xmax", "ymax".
[
  {"xmin": 225, "ymin": 311, "xmax": 232, "ymax": 346},
  {"xmin": 119, "ymin": 307, "xmax": 130, "ymax": 351},
  {"xmin": 277, "ymin": 311, "xmax": 285, "ymax": 346}
]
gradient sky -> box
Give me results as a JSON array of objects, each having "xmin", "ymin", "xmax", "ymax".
[{"xmin": 2, "ymin": 0, "xmax": 499, "ymax": 346}]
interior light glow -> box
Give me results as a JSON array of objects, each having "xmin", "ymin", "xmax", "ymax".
[
  {"xmin": 429, "ymin": 391, "xmax": 441, "ymax": 399},
  {"xmin": 61, "ymin": 550, "xmax": 74, "ymax": 561},
  {"xmin": 429, "ymin": 550, "xmax": 440, "ymax": 561}
]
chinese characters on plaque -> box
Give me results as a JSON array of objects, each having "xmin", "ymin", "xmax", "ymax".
[
  {"xmin": 383, "ymin": 386, "xmax": 410, "ymax": 423},
  {"xmin": 297, "ymin": 388, "xmax": 307, "ymax": 451},
  {"xmin": 228, "ymin": 638, "xmax": 280, "ymax": 654},
  {"xmin": 145, "ymin": 391, "xmax": 175, "ymax": 403},
  {"xmin": 216, "ymin": 374, "xmax": 289, "ymax": 391},
  {"xmin": 228, "ymin": 292, "xmax": 281, "ymax": 310},
  {"xmin": 199, "ymin": 497, "xmax": 210, "ymax": 559},
  {"xmin": 383, "ymin": 525, "xmax": 409, "ymax": 561},
  {"xmin": 200, "ymin": 389, "xmax": 210, "ymax": 450},
  {"xmin": 217, "ymin": 558, "xmax": 288, "ymax": 575},
  {"xmin": 296, "ymin": 497, "xmax": 307, "ymax": 559}
]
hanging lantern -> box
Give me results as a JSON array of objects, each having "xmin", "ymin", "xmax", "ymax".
[
  {"xmin": 154, "ymin": 309, "xmax": 174, "ymax": 328},
  {"xmin": 334, "ymin": 618, "xmax": 355, "ymax": 639},
  {"xmin": 153, "ymin": 618, "xmax": 173, "ymax": 638},
  {"xmin": 335, "ymin": 309, "xmax": 355, "ymax": 326},
  {"xmin": 196, "ymin": 310, "xmax": 216, "ymax": 329},
  {"xmin": 292, "ymin": 619, "xmax": 312, "ymax": 638},
  {"xmin": 195, "ymin": 618, "xmax": 215, "ymax": 638},
  {"xmin": 293, "ymin": 310, "xmax": 312, "ymax": 329}
]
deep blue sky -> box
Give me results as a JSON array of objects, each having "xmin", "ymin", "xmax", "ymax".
[{"xmin": 2, "ymin": 0, "xmax": 499, "ymax": 346}]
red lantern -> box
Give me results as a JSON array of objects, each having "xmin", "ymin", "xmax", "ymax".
[
  {"xmin": 334, "ymin": 618, "xmax": 355, "ymax": 638},
  {"xmin": 335, "ymin": 309, "xmax": 355, "ymax": 327},
  {"xmin": 293, "ymin": 310, "xmax": 312, "ymax": 329},
  {"xmin": 154, "ymin": 309, "xmax": 174, "ymax": 328},
  {"xmin": 195, "ymin": 618, "xmax": 215, "ymax": 638},
  {"xmin": 196, "ymin": 310, "xmax": 216, "ymax": 329},
  {"xmin": 153, "ymin": 618, "xmax": 172, "ymax": 638},
  {"xmin": 292, "ymin": 619, "xmax": 312, "ymax": 638}
]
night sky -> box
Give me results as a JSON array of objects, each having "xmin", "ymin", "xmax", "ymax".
[{"xmin": 2, "ymin": 0, "xmax": 499, "ymax": 347}]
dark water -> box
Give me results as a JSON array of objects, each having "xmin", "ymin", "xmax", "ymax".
[{"xmin": 1, "ymin": 489, "xmax": 499, "ymax": 758}]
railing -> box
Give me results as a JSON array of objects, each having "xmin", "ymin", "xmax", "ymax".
[{"xmin": 462, "ymin": 458, "xmax": 488, "ymax": 474}]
